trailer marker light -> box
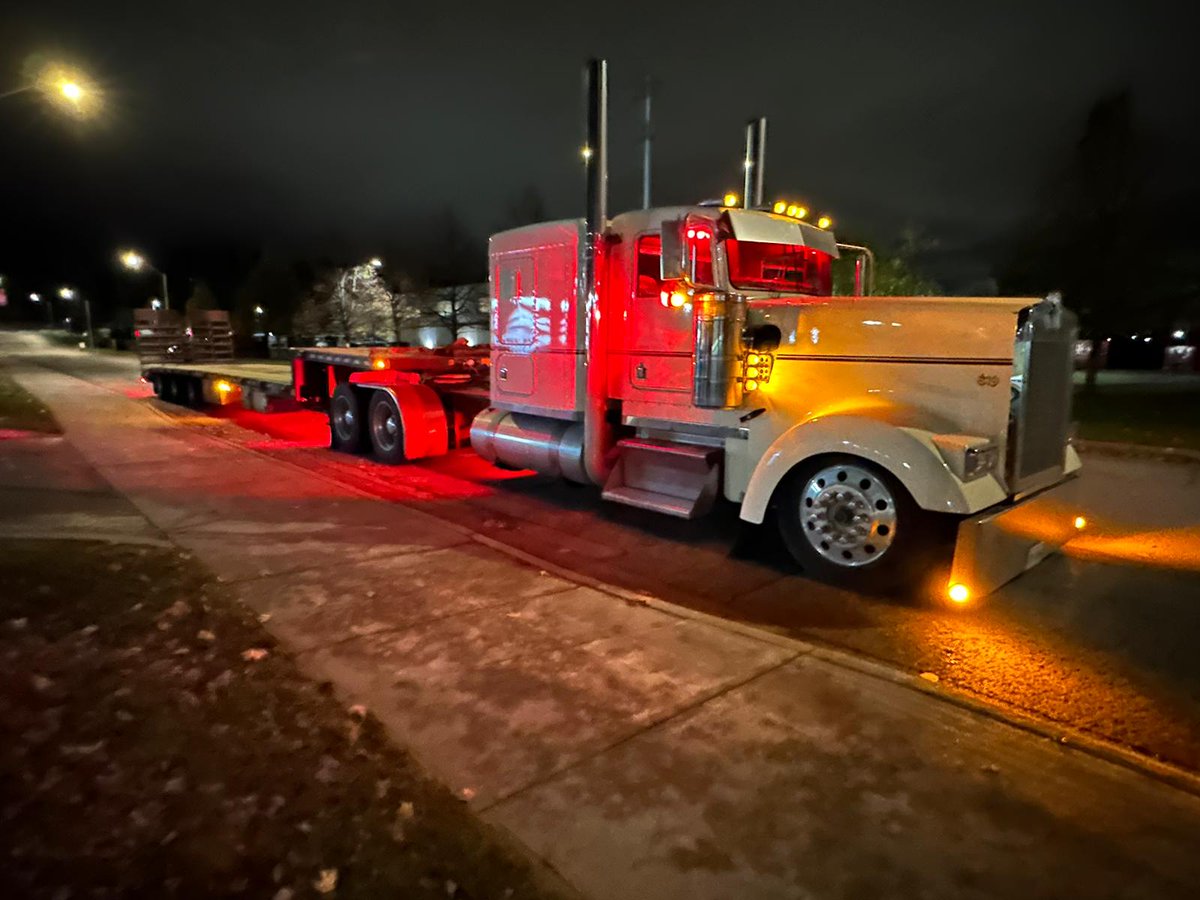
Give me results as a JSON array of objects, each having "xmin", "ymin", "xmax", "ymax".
[
  {"xmin": 786, "ymin": 205, "xmax": 799, "ymax": 217},
  {"xmin": 773, "ymin": 200, "xmax": 787, "ymax": 214},
  {"xmin": 724, "ymin": 192, "xmax": 739, "ymax": 207},
  {"xmin": 817, "ymin": 215, "xmax": 832, "ymax": 229},
  {"xmin": 1073, "ymin": 516, "xmax": 1087, "ymax": 530},
  {"xmin": 948, "ymin": 583, "xmax": 970, "ymax": 604},
  {"xmin": 794, "ymin": 206, "xmax": 808, "ymax": 220}
]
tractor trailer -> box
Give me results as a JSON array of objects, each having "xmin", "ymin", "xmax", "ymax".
[{"xmin": 141, "ymin": 59, "xmax": 1082, "ymax": 601}]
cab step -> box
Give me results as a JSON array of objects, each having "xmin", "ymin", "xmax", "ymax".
[{"xmin": 601, "ymin": 438, "xmax": 722, "ymax": 519}]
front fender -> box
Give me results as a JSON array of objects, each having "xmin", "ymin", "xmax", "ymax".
[{"xmin": 738, "ymin": 415, "xmax": 1006, "ymax": 524}]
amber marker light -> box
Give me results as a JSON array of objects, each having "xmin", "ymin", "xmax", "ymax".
[
  {"xmin": 723, "ymin": 192, "xmax": 739, "ymax": 207},
  {"xmin": 216, "ymin": 380, "xmax": 232, "ymax": 394},
  {"xmin": 817, "ymin": 215, "xmax": 832, "ymax": 229},
  {"xmin": 773, "ymin": 200, "xmax": 787, "ymax": 214},
  {"xmin": 948, "ymin": 583, "xmax": 970, "ymax": 604},
  {"xmin": 373, "ymin": 358, "xmax": 387, "ymax": 370},
  {"xmin": 1074, "ymin": 516, "xmax": 1087, "ymax": 530}
]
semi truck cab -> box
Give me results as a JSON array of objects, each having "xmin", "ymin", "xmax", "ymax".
[{"xmin": 473, "ymin": 203, "xmax": 1082, "ymax": 600}]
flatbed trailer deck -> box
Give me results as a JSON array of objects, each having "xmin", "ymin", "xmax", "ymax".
[{"xmin": 143, "ymin": 345, "xmax": 492, "ymax": 443}]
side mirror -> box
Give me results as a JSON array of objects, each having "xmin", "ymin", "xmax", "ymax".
[{"xmin": 660, "ymin": 218, "xmax": 686, "ymax": 281}]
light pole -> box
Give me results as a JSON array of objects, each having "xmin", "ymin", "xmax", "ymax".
[
  {"xmin": 119, "ymin": 250, "xmax": 170, "ymax": 310},
  {"xmin": 59, "ymin": 286, "xmax": 93, "ymax": 348}
]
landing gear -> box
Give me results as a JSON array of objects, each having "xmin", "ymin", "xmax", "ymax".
[
  {"xmin": 367, "ymin": 391, "xmax": 405, "ymax": 464},
  {"xmin": 329, "ymin": 383, "xmax": 367, "ymax": 453},
  {"xmin": 776, "ymin": 455, "xmax": 942, "ymax": 593}
]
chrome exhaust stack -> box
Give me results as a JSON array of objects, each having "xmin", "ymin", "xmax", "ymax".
[
  {"xmin": 742, "ymin": 117, "xmax": 767, "ymax": 208},
  {"xmin": 581, "ymin": 58, "xmax": 612, "ymax": 485}
]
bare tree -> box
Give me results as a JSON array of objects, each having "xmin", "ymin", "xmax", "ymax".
[{"xmin": 419, "ymin": 282, "xmax": 489, "ymax": 342}]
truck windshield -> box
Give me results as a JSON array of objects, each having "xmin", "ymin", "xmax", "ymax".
[{"xmin": 725, "ymin": 240, "xmax": 832, "ymax": 295}]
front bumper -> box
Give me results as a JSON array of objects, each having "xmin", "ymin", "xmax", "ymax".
[{"xmin": 949, "ymin": 475, "xmax": 1082, "ymax": 598}]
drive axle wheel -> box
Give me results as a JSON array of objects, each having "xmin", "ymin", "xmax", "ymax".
[
  {"xmin": 329, "ymin": 383, "xmax": 367, "ymax": 453},
  {"xmin": 367, "ymin": 391, "xmax": 405, "ymax": 464},
  {"xmin": 776, "ymin": 455, "xmax": 936, "ymax": 593}
]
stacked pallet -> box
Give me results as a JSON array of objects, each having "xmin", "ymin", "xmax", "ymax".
[
  {"xmin": 133, "ymin": 309, "xmax": 187, "ymax": 364},
  {"xmin": 133, "ymin": 308, "xmax": 235, "ymax": 364},
  {"xmin": 188, "ymin": 310, "xmax": 234, "ymax": 362}
]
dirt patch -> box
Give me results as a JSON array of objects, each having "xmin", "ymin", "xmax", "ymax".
[
  {"xmin": 0, "ymin": 540, "xmax": 573, "ymax": 899},
  {"xmin": 0, "ymin": 366, "xmax": 59, "ymax": 434}
]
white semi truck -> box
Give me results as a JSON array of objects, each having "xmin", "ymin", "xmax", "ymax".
[{"xmin": 142, "ymin": 59, "xmax": 1083, "ymax": 603}]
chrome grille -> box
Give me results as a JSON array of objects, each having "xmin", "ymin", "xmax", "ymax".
[{"xmin": 1006, "ymin": 298, "xmax": 1077, "ymax": 495}]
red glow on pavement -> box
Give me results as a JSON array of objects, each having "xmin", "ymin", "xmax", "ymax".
[{"xmin": 0, "ymin": 429, "xmax": 50, "ymax": 441}]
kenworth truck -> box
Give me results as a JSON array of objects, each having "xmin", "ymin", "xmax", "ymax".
[{"xmin": 141, "ymin": 59, "xmax": 1082, "ymax": 602}]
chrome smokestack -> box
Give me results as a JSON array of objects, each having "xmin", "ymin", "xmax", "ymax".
[
  {"xmin": 742, "ymin": 117, "xmax": 767, "ymax": 207},
  {"xmin": 582, "ymin": 58, "xmax": 611, "ymax": 484}
]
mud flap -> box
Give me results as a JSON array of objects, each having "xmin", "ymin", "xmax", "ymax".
[{"xmin": 949, "ymin": 476, "xmax": 1082, "ymax": 598}]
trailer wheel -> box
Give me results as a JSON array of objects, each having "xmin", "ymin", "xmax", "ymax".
[
  {"xmin": 329, "ymin": 383, "xmax": 368, "ymax": 453},
  {"xmin": 775, "ymin": 455, "xmax": 945, "ymax": 594},
  {"xmin": 162, "ymin": 376, "xmax": 183, "ymax": 405},
  {"xmin": 186, "ymin": 378, "xmax": 204, "ymax": 408},
  {"xmin": 367, "ymin": 391, "xmax": 405, "ymax": 464}
]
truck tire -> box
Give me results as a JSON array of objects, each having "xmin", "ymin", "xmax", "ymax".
[
  {"xmin": 367, "ymin": 391, "xmax": 405, "ymax": 464},
  {"xmin": 329, "ymin": 383, "xmax": 367, "ymax": 453},
  {"xmin": 775, "ymin": 455, "xmax": 947, "ymax": 594}
]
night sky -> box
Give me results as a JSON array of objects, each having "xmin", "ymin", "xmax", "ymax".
[{"xmin": 2, "ymin": 0, "xmax": 1197, "ymax": 313}]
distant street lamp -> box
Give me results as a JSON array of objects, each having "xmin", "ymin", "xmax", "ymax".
[
  {"xmin": 59, "ymin": 286, "xmax": 93, "ymax": 348},
  {"xmin": 29, "ymin": 292, "xmax": 54, "ymax": 326},
  {"xmin": 368, "ymin": 257, "xmax": 383, "ymax": 269},
  {"xmin": 119, "ymin": 249, "xmax": 171, "ymax": 310},
  {"xmin": 0, "ymin": 61, "xmax": 99, "ymax": 118}
]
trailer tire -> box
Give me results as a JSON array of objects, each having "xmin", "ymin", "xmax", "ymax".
[
  {"xmin": 367, "ymin": 391, "xmax": 405, "ymax": 464},
  {"xmin": 186, "ymin": 378, "xmax": 204, "ymax": 408},
  {"xmin": 775, "ymin": 454, "xmax": 949, "ymax": 595},
  {"xmin": 329, "ymin": 383, "xmax": 368, "ymax": 453},
  {"xmin": 163, "ymin": 375, "xmax": 184, "ymax": 405}
]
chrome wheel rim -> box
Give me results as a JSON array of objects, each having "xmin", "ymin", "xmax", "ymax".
[
  {"xmin": 332, "ymin": 395, "xmax": 356, "ymax": 442},
  {"xmin": 800, "ymin": 463, "xmax": 897, "ymax": 567},
  {"xmin": 370, "ymin": 399, "xmax": 399, "ymax": 452}
]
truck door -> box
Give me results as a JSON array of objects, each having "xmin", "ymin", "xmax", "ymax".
[{"xmin": 624, "ymin": 233, "xmax": 694, "ymax": 398}]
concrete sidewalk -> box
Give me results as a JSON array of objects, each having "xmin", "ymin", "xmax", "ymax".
[{"xmin": 6, "ymin": 346, "xmax": 1200, "ymax": 899}]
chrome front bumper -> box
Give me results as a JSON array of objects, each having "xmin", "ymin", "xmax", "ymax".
[{"xmin": 949, "ymin": 475, "xmax": 1082, "ymax": 598}]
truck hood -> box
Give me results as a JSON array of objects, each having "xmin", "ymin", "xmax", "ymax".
[{"xmin": 747, "ymin": 295, "xmax": 1041, "ymax": 363}]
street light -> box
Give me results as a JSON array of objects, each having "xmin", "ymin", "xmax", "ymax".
[
  {"xmin": 118, "ymin": 249, "xmax": 170, "ymax": 310},
  {"xmin": 59, "ymin": 286, "xmax": 93, "ymax": 349},
  {"xmin": 368, "ymin": 257, "xmax": 383, "ymax": 269},
  {"xmin": 1, "ymin": 61, "xmax": 99, "ymax": 118},
  {"xmin": 29, "ymin": 292, "xmax": 54, "ymax": 326}
]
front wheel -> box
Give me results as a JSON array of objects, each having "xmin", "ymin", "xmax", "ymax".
[{"xmin": 775, "ymin": 456, "xmax": 948, "ymax": 594}]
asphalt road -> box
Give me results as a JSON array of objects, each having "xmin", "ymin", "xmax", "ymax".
[{"xmin": 11, "ymin": 335, "xmax": 1200, "ymax": 773}]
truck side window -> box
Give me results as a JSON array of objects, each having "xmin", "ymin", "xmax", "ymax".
[{"xmin": 635, "ymin": 234, "xmax": 662, "ymax": 297}]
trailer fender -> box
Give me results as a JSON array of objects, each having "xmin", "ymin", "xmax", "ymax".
[
  {"xmin": 348, "ymin": 373, "xmax": 448, "ymax": 460},
  {"xmin": 738, "ymin": 415, "xmax": 1006, "ymax": 524}
]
